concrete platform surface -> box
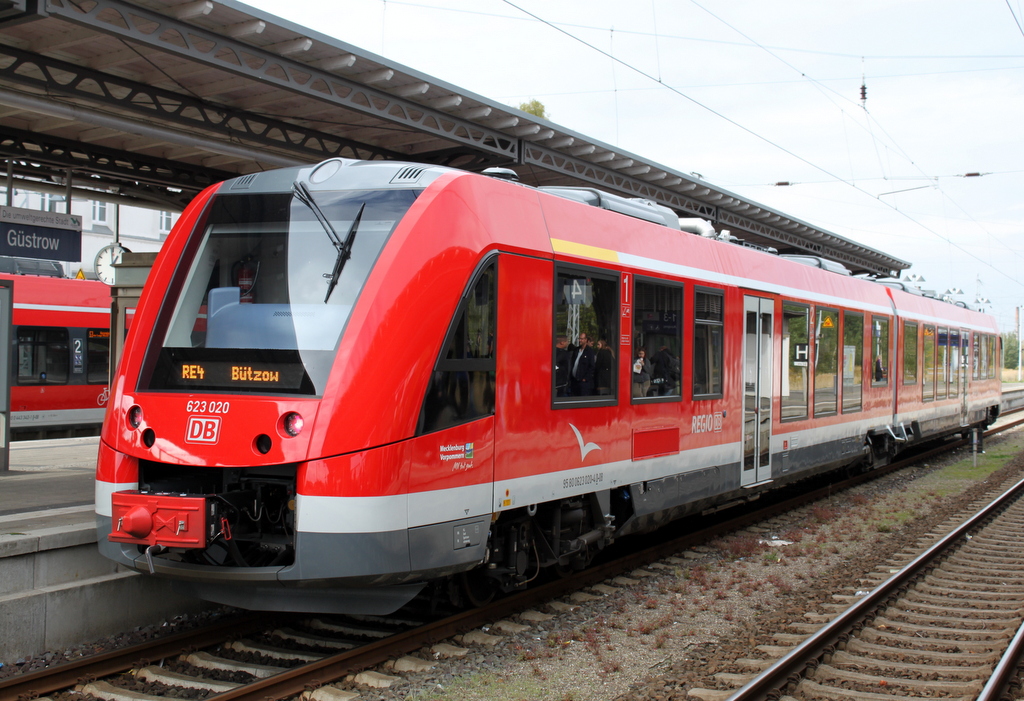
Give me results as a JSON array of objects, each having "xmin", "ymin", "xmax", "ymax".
[{"xmin": 0, "ymin": 437, "xmax": 97, "ymax": 519}]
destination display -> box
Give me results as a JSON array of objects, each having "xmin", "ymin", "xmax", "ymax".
[
  {"xmin": 174, "ymin": 360, "xmax": 306, "ymax": 390},
  {"xmin": 148, "ymin": 348, "xmax": 317, "ymax": 394}
]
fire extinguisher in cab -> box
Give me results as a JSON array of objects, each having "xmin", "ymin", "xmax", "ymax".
[{"xmin": 233, "ymin": 257, "xmax": 258, "ymax": 304}]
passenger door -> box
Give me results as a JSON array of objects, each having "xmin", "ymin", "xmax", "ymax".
[
  {"xmin": 742, "ymin": 296, "xmax": 774, "ymax": 486},
  {"xmin": 960, "ymin": 329, "xmax": 970, "ymax": 426}
]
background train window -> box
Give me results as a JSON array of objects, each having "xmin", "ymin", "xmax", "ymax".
[
  {"xmin": 936, "ymin": 327, "xmax": 948, "ymax": 399},
  {"xmin": 923, "ymin": 325, "xmax": 935, "ymax": 401},
  {"xmin": 553, "ymin": 267, "xmax": 618, "ymax": 404},
  {"xmin": 870, "ymin": 316, "xmax": 890, "ymax": 387},
  {"xmin": 842, "ymin": 311, "xmax": 863, "ymax": 413},
  {"xmin": 87, "ymin": 329, "xmax": 111, "ymax": 384},
  {"xmin": 973, "ymin": 333, "xmax": 981, "ymax": 381},
  {"xmin": 693, "ymin": 288, "xmax": 724, "ymax": 398},
  {"xmin": 989, "ymin": 335, "xmax": 998, "ymax": 379},
  {"xmin": 632, "ymin": 280, "xmax": 682, "ymax": 401},
  {"xmin": 16, "ymin": 326, "xmax": 68, "ymax": 385},
  {"xmin": 781, "ymin": 302, "xmax": 809, "ymax": 421},
  {"xmin": 814, "ymin": 307, "xmax": 839, "ymax": 417},
  {"xmin": 418, "ymin": 261, "xmax": 496, "ymax": 434},
  {"xmin": 903, "ymin": 321, "xmax": 919, "ymax": 384}
]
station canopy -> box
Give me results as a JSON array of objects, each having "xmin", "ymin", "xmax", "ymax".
[{"xmin": 0, "ymin": 0, "xmax": 909, "ymax": 276}]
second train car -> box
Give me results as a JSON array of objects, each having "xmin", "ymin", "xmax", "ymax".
[
  {"xmin": 95, "ymin": 159, "xmax": 1002, "ymax": 613},
  {"xmin": 8, "ymin": 273, "xmax": 111, "ymax": 439}
]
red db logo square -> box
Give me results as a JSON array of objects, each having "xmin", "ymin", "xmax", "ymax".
[{"xmin": 185, "ymin": 416, "xmax": 221, "ymax": 444}]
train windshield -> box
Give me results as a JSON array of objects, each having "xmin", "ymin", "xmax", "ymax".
[{"xmin": 147, "ymin": 188, "xmax": 419, "ymax": 395}]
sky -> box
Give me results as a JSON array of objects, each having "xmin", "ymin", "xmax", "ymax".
[{"xmin": 244, "ymin": 0, "xmax": 1024, "ymax": 332}]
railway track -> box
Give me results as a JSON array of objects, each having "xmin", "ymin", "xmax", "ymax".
[
  {"xmin": 4, "ymin": 420, "xmax": 1024, "ymax": 701},
  {"xmin": 718, "ymin": 468, "xmax": 1024, "ymax": 700}
]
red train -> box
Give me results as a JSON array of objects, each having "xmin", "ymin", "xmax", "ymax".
[
  {"xmin": 5, "ymin": 274, "xmax": 111, "ymax": 439},
  {"xmin": 95, "ymin": 159, "xmax": 1002, "ymax": 613}
]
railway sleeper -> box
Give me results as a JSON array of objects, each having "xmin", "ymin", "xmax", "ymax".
[
  {"xmin": 882, "ymin": 607, "xmax": 1021, "ymax": 630},
  {"xmin": 808, "ymin": 664, "xmax": 985, "ymax": 696},
  {"xmin": 859, "ymin": 627, "xmax": 1006, "ymax": 653},
  {"xmin": 869, "ymin": 615, "xmax": 1016, "ymax": 641},
  {"xmin": 827, "ymin": 650, "xmax": 993, "ymax": 680},
  {"xmin": 844, "ymin": 637, "xmax": 1002, "ymax": 665}
]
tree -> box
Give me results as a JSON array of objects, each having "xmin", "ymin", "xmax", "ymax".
[
  {"xmin": 1003, "ymin": 332, "xmax": 1019, "ymax": 371},
  {"xmin": 518, "ymin": 99, "xmax": 548, "ymax": 119}
]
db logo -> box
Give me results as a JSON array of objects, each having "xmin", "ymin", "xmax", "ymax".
[{"xmin": 185, "ymin": 416, "xmax": 221, "ymax": 444}]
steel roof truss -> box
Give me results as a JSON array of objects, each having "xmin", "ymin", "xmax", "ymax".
[
  {"xmin": 40, "ymin": 0, "xmax": 519, "ymax": 162},
  {"xmin": 0, "ymin": 43, "xmax": 407, "ymax": 164}
]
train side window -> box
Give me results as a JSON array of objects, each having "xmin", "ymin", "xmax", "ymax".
[
  {"xmin": 693, "ymin": 288, "xmax": 724, "ymax": 398},
  {"xmin": 781, "ymin": 302, "xmax": 809, "ymax": 421},
  {"xmin": 842, "ymin": 311, "xmax": 863, "ymax": 413},
  {"xmin": 922, "ymin": 325, "xmax": 935, "ymax": 401},
  {"xmin": 974, "ymin": 331, "xmax": 983, "ymax": 380},
  {"xmin": 632, "ymin": 279, "xmax": 682, "ymax": 402},
  {"xmin": 417, "ymin": 261, "xmax": 496, "ymax": 435},
  {"xmin": 989, "ymin": 335, "xmax": 998, "ymax": 379},
  {"xmin": 935, "ymin": 328, "xmax": 948, "ymax": 399},
  {"xmin": 903, "ymin": 321, "xmax": 919, "ymax": 384},
  {"xmin": 949, "ymin": 330, "xmax": 961, "ymax": 397},
  {"xmin": 553, "ymin": 267, "xmax": 618, "ymax": 405},
  {"xmin": 16, "ymin": 326, "xmax": 69, "ymax": 385},
  {"xmin": 870, "ymin": 316, "xmax": 890, "ymax": 387},
  {"xmin": 814, "ymin": 307, "xmax": 839, "ymax": 417},
  {"xmin": 87, "ymin": 329, "xmax": 111, "ymax": 384}
]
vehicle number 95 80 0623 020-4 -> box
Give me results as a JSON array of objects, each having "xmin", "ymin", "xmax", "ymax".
[{"xmin": 186, "ymin": 400, "xmax": 230, "ymax": 414}]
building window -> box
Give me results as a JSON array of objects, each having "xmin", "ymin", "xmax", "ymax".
[
  {"xmin": 842, "ymin": 311, "xmax": 863, "ymax": 413},
  {"xmin": 92, "ymin": 200, "xmax": 108, "ymax": 226},
  {"xmin": 159, "ymin": 210, "xmax": 173, "ymax": 234},
  {"xmin": 781, "ymin": 302, "xmax": 809, "ymax": 421},
  {"xmin": 632, "ymin": 279, "xmax": 682, "ymax": 401},
  {"xmin": 693, "ymin": 288, "xmax": 724, "ymax": 398},
  {"xmin": 41, "ymin": 193, "xmax": 64, "ymax": 213}
]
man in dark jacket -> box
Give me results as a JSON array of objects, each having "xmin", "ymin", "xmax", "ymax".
[
  {"xmin": 554, "ymin": 335, "xmax": 571, "ymax": 396},
  {"xmin": 570, "ymin": 332, "xmax": 597, "ymax": 396}
]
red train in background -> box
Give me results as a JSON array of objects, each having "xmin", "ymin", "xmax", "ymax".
[
  {"xmin": 95, "ymin": 159, "xmax": 1002, "ymax": 614},
  {"xmin": 5, "ymin": 274, "xmax": 111, "ymax": 440}
]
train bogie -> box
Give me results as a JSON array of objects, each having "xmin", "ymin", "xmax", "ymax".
[{"xmin": 95, "ymin": 158, "xmax": 1002, "ymax": 613}]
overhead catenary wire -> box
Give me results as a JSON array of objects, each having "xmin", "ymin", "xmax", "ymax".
[{"xmin": 497, "ymin": 0, "xmax": 1024, "ymax": 292}]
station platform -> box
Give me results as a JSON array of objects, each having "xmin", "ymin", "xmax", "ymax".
[
  {"xmin": 0, "ymin": 436, "xmax": 97, "ymax": 527},
  {"xmin": 0, "ymin": 436, "xmax": 205, "ymax": 666}
]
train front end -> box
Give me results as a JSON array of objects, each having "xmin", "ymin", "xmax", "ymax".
[{"xmin": 95, "ymin": 159, "xmax": 473, "ymax": 613}]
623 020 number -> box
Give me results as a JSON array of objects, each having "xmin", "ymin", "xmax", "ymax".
[{"xmin": 186, "ymin": 400, "xmax": 230, "ymax": 414}]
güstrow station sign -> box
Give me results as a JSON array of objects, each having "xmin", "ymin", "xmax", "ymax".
[{"xmin": 0, "ymin": 205, "xmax": 82, "ymax": 262}]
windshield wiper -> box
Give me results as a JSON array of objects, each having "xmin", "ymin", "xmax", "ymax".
[{"xmin": 292, "ymin": 181, "xmax": 365, "ymax": 303}]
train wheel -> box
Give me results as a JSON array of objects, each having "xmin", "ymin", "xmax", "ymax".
[{"xmin": 459, "ymin": 570, "xmax": 498, "ymax": 608}]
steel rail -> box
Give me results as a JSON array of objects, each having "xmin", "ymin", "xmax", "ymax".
[
  {"xmin": 0, "ymin": 613, "xmax": 270, "ymax": 701},
  {"xmin": 208, "ymin": 421, "xmax": 1024, "ymax": 701},
  {"xmin": 4, "ymin": 415, "xmax": 1021, "ymax": 701},
  {"xmin": 976, "ymin": 615, "xmax": 1024, "ymax": 701},
  {"xmin": 725, "ymin": 473, "xmax": 1024, "ymax": 701}
]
